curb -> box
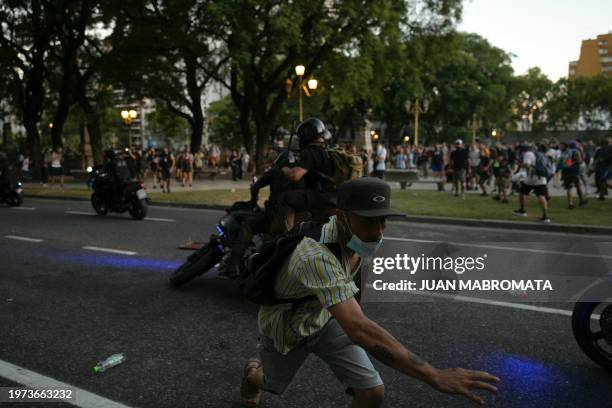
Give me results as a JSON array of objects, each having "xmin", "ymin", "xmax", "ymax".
[{"xmin": 24, "ymin": 194, "xmax": 612, "ymax": 236}]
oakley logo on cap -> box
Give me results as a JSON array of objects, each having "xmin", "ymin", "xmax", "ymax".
[{"xmin": 372, "ymin": 195, "xmax": 386, "ymax": 203}]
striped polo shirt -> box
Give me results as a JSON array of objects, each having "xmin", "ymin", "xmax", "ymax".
[{"xmin": 257, "ymin": 216, "xmax": 359, "ymax": 355}]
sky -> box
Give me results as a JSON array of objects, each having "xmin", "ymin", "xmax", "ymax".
[{"xmin": 458, "ymin": 0, "xmax": 612, "ymax": 80}]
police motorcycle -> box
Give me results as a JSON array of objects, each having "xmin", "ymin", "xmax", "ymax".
[
  {"xmin": 0, "ymin": 160, "xmax": 24, "ymax": 207},
  {"xmin": 170, "ymin": 135, "xmax": 305, "ymax": 288},
  {"xmin": 572, "ymin": 275, "xmax": 612, "ymax": 372},
  {"xmin": 87, "ymin": 150, "xmax": 149, "ymax": 220},
  {"xmin": 169, "ymin": 200, "xmax": 262, "ymax": 287}
]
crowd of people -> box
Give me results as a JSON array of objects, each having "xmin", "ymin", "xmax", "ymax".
[{"xmin": 357, "ymin": 136, "xmax": 612, "ymax": 223}]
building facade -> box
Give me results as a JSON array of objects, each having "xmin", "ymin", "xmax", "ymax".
[{"xmin": 569, "ymin": 33, "xmax": 612, "ymax": 79}]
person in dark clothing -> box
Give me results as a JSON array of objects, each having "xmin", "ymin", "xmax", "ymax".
[
  {"xmin": 158, "ymin": 147, "xmax": 174, "ymax": 193},
  {"xmin": 450, "ymin": 139, "xmax": 469, "ymax": 198},
  {"xmin": 281, "ymin": 117, "xmax": 336, "ymax": 222},
  {"xmin": 231, "ymin": 149, "xmax": 243, "ymax": 181}
]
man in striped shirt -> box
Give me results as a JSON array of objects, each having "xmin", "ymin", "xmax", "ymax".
[{"xmin": 241, "ymin": 178, "xmax": 500, "ymax": 407}]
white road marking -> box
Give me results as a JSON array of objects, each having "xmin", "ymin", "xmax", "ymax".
[
  {"xmin": 4, "ymin": 235, "xmax": 43, "ymax": 243},
  {"xmin": 0, "ymin": 358, "xmax": 133, "ymax": 408},
  {"xmin": 82, "ymin": 246, "xmax": 137, "ymax": 256},
  {"xmin": 385, "ymin": 236, "xmax": 612, "ymax": 260},
  {"xmin": 10, "ymin": 206, "xmax": 35, "ymax": 211},
  {"xmin": 364, "ymin": 284, "xmax": 602, "ymax": 319},
  {"xmin": 144, "ymin": 217, "xmax": 175, "ymax": 222},
  {"xmin": 66, "ymin": 211, "xmax": 95, "ymax": 216}
]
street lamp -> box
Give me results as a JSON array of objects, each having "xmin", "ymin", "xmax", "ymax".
[
  {"xmin": 403, "ymin": 135, "xmax": 410, "ymax": 144},
  {"xmin": 292, "ymin": 65, "xmax": 318, "ymax": 122},
  {"xmin": 120, "ymin": 109, "xmax": 138, "ymax": 149},
  {"xmin": 405, "ymin": 98, "xmax": 429, "ymax": 147}
]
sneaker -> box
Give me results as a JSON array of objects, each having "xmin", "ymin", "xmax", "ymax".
[
  {"xmin": 492, "ymin": 196, "xmax": 501, "ymax": 201},
  {"xmin": 501, "ymin": 198, "xmax": 509, "ymax": 204},
  {"xmin": 454, "ymin": 193, "xmax": 459, "ymax": 197},
  {"xmin": 539, "ymin": 216, "xmax": 551, "ymax": 224},
  {"xmin": 240, "ymin": 359, "xmax": 263, "ymax": 407},
  {"xmin": 513, "ymin": 209, "xmax": 527, "ymax": 217},
  {"xmin": 568, "ymin": 204, "xmax": 575, "ymax": 210},
  {"xmin": 579, "ymin": 200, "xmax": 588, "ymax": 207},
  {"xmin": 598, "ymin": 196, "xmax": 605, "ymax": 201}
]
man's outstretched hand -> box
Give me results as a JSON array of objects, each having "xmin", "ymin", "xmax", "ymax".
[{"xmin": 431, "ymin": 367, "xmax": 501, "ymax": 405}]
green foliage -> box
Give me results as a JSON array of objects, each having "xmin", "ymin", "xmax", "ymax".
[{"xmin": 206, "ymin": 96, "xmax": 246, "ymax": 148}]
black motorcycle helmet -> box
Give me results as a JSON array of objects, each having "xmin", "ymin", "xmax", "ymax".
[
  {"xmin": 104, "ymin": 148, "xmax": 116, "ymax": 161},
  {"xmin": 296, "ymin": 117, "xmax": 331, "ymax": 149}
]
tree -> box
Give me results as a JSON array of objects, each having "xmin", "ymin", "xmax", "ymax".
[
  {"xmin": 0, "ymin": 0, "xmax": 55, "ymax": 179},
  {"xmin": 108, "ymin": 0, "xmax": 226, "ymax": 154}
]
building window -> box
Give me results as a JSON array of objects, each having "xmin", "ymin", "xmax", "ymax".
[
  {"xmin": 603, "ymin": 65, "xmax": 612, "ymax": 73},
  {"xmin": 599, "ymin": 48, "xmax": 608, "ymax": 55},
  {"xmin": 599, "ymin": 40, "xmax": 608, "ymax": 46},
  {"xmin": 601, "ymin": 56, "xmax": 612, "ymax": 63}
]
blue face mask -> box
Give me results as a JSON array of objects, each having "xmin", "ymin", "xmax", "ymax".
[{"xmin": 344, "ymin": 216, "xmax": 383, "ymax": 258}]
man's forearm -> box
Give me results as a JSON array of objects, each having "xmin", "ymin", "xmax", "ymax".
[{"xmin": 349, "ymin": 318, "xmax": 439, "ymax": 386}]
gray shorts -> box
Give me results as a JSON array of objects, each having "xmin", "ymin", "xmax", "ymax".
[
  {"xmin": 452, "ymin": 169, "xmax": 466, "ymax": 183},
  {"xmin": 260, "ymin": 318, "xmax": 383, "ymax": 394}
]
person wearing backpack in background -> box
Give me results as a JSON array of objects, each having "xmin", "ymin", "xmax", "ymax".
[
  {"xmin": 513, "ymin": 143, "xmax": 551, "ymax": 223},
  {"xmin": 239, "ymin": 178, "xmax": 501, "ymax": 408},
  {"xmin": 560, "ymin": 141, "xmax": 587, "ymax": 209},
  {"xmin": 282, "ymin": 117, "xmax": 361, "ymax": 223}
]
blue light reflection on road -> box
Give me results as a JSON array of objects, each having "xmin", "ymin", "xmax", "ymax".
[
  {"xmin": 56, "ymin": 253, "xmax": 182, "ymax": 270},
  {"xmin": 483, "ymin": 352, "xmax": 570, "ymax": 404}
]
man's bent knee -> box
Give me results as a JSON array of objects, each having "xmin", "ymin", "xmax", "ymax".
[{"xmin": 353, "ymin": 385, "xmax": 385, "ymax": 408}]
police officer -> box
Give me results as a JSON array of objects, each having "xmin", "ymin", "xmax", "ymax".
[{"xmin": 281, "ymin": 117, "xmax": 336, "ymax": 222}]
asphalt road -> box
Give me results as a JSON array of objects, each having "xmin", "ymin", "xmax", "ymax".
[{"xmin": 0, "ymin": 198, "xmax": 611, "ymax": 408}]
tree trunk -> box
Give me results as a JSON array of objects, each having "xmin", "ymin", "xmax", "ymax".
[
  {"xmin": 50, "ymin": 83, "xmax": 71, "ymax": 150},
  {"xmin": 78, "ymin": 96, "xmax": 103, "ymax": 164},
  {"xmin": 24, "ymin": 118, "xmax": 42, "ymax": 181}
]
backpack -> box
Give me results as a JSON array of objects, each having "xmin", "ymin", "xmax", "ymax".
[
  {"xmin": 317, "ymin": 146, "xmax": 363, "ymax": 186},
  {"xmin": 239, "ymin": 224, "xmax": 341, "ymax": 306},
  {"xmin": 534, "ymin": 151, "xmax": 554, "ymax": 181}
]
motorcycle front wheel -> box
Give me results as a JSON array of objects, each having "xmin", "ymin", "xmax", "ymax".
[
  {"xmin": 7, "ymin": 193, "xmax": 23, "ymax": 207},
  {"xmin": 128, "ymin": 198, "xmax": 148, "ymax": 220},
  {"xmin": 169, "ymin": 246, "xmax": 221, "ymax": 288},
  {"xmin": 91, "ymin": 193, "xmax": 108, "ymax": 215},
  {"xmin": 572, "ymin": 302, "xmax": 612, "ymax": 372}
]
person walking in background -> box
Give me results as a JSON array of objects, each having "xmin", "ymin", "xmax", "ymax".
[
  {"xmin": 467, "ymin": 142, "xmax": 481, "ymax": 191},
  {"xmin": 492, "ymin": 150, "xmax": 512, "ymax": 203},
  {"xmin": 181, "ymin": 149, "xmax": 194, "ymax": 188},
  {"xmin": 231, "ymin": 148, "xmax": 243, "ymax": 181},
  {"xmin": 559, "ymin": 141, "xmax": 587, "ymax": 209},
  {"xmin": 49, "ymin": 148, "xmax": 64, "ymax": 189},
  {"xmin": 513, "ymin": 143, "xmax": 550, "ymax": 223},
  {"xmin": 158, "ymin": 146, "xmax": 174, "ymax": 193},
  {"xmin": 450, "ymin": 139, "xmax": 469, "ymax": 199},
  {"xmin": 393, "ymin": 146, "xmax": 407, "ymax": 169},
  {"xmin": 431, "ymin": 144, "xmax": 444, "ymax": 179},
  {"xmin": 373, "ymin": 141, "xmax": 387, "ymax": 179},
  {"xmin": 477, "ymin": 149, "xmax": 492, "ymax": 196}
]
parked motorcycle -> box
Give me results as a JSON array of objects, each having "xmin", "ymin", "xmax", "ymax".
[
  {"xmin": 0, "ymin": 165, "xmax": 24, "ymax": 207},
  {"xmin": 169, "ymin": 201, "xmax": 261, "ymax": 287},
  {"xmin": 87, "ymin": 165, "xmax": 149, "ymax": 220}
]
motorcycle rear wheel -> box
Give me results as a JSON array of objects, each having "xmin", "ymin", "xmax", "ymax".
[
  {"xmin": 170, "ymin": 246, "xmax": 221, "ymax": 288},
  {"xmin": 128, "ymin": 198, "xmax": 148, "ymax": 220},
  {"xmin": 572, "ymin": 302, "xmax": 612, "ymax": 372}
]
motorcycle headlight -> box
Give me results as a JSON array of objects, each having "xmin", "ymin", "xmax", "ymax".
[
  {"xmin": 17, "ymin": 182, "xmax": 22, "ymax": 186},
  {"xmin": 86, "ymin": 166, "xmax": 93, "ymax": 173}
]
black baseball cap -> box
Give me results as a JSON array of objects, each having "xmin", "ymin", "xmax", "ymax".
[{"xmin": 337, "ymin": 178, "xmax": 405, "ymax": 218}]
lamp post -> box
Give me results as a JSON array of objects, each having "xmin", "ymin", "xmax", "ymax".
[
  {"xmin": 405, "ymin": 98, "xmax": 429, "ymax": 147},
  {"xmin": 292, "ymin": 65, "xmax": 318, "ymax": 122},
  {"xmin": 120, "ymin": 109, "xmax": 138, "ymax": 149},
  {"xmin": 467, "ymin": 113, "xmax": 482, "ymax": 145}
]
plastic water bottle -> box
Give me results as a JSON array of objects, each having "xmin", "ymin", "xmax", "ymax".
[{"xmin": 93, "ymin": 353, "xmax": 125, "ymax": 373}]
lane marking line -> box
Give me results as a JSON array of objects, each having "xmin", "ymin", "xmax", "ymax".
[
  {"xmin": 66, "ymin": 211, "xmax": 95, "ymax": 216},
  {"xmin": 82, "ymin": 246, "xmax": 137, "ymax": 256},
  {"xmin": 144, "ymin": 217, "xmax": 175, "ymax": 222},
  {"xmin": 365, "ymin": 284, "xmax": 602, "ymax": 319},
  {"xmin": 10, "ymin": 206, "xmax": 35, "ymax": 211},
  {"xmin": 385, "ymin": 236, "xmax": 612, "ymax": 260},
  {"xmin": 4, "ymin": 235, "xmax": 43, "ymax": 243},
  {"xmin": 0, "ymin": 358, "xmax": 133, "ymax": 408}
]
